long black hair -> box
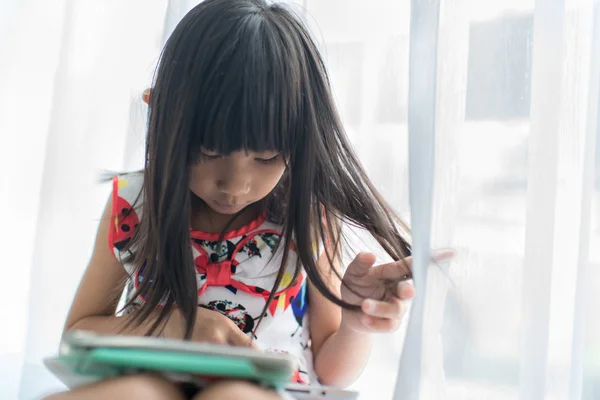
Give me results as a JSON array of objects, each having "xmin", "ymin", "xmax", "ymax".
[{"xmin": 122, "ymin": 0, "xmax": 411, "ymax": 338}]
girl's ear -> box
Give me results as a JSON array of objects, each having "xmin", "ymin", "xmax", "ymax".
[{"xmin": 142, "ymin": 88, "xmax": 152, "ymax": 104}]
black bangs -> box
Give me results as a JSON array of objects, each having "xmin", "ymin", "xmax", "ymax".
[{"xmin": 155, "ymin": 0, "xmax": 306, "ymax": 160}]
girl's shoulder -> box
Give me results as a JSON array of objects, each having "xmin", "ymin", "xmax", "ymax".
[
  {"xmin": 108, "ymin": 171, "xmax": 145, "ymax": 266},
  {"xmin": 111, "ymin": 171, "xmax": 145, "ymax": 209}
]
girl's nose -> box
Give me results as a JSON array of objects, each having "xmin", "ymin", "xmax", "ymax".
[{"xmin": 217, "ymin": 171, "xmax": 251, "ymax": 196}]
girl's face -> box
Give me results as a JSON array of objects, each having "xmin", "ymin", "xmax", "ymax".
[{"xmin": 190, "ymin": 149, "xmax": 286, "ymax": 215}]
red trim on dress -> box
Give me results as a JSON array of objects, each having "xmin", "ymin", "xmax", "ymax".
[{"xmin": 107, "ymin": 176, "xmax": 119, "ymax": 251}]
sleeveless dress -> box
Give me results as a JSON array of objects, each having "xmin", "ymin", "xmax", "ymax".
[{"xmin": 107, "ymin": 172, "xmax": 319, "ymax": 384}]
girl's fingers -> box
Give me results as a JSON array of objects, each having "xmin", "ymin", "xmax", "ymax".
[
  {"xmin": 372, "ymin": 258, "xmax": 413, "ymax": 281},
  {"xmin": 361, "ymin": 297, "xmax": 405, "ymax": 319},
  {"xmin": 359, "ymin": 314, "xmax": 401, "ymax": 333},
  {"xmin": 394, "ymin": 282, "xmax": 416, "ymax": 300},
  {"xmin": 372, "ymin": 248, "xmax": 456, "ymax": 281},
  {"xmin": 345, "ymin": 252, "xmax": 378, "ymax": 277},
  {"xmin": 228, "ymin": 328, "xmax": 260, "ymax": 349}
]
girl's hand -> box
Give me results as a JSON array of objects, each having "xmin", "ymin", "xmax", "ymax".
[
  {"xmin": 340, "ymin": 250, "xmax": 455, "ymax": 334},
  {"xmin": 163, "ymin": 307, "xmax": 259, "ymax": 349}
]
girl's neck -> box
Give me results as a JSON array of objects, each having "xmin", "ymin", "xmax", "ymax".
[{"xmin": 190, "ymin": 195, "xmax": 261, "ymax": 234}]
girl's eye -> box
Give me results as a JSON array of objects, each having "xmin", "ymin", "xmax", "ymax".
[
  {"xmin": 256, "ymin": 154, "xmax": 281, "ymax": 164},
  {"xmin": 200, "ymin": 153, "xmax": 222, "ymax": 160}
]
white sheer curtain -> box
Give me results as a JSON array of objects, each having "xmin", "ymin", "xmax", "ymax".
[
  {"xmin": 2, "ymin": 0, "xmax": 600, "ymax": 399},
  {"xmin": 0, "ymin": 1, "xmax": 167, "ymax": 398}
]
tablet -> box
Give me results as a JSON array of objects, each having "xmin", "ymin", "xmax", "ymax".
[
  {"xmin": 51, "ymin": 330, "xmax": 296, "ymax": 388},
  {"xmin": 46, "ymin": 330, "xmax": 359, "ymax": 399}
]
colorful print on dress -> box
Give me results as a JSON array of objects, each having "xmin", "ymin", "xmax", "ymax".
[
  {"xmin": 111, "ymin": 199, "xmax": 139, "ymax": 256},
  {"xmin": 266, "ymin": 349, "xmax": 309, "ymax": 385},
  {"xmin": 290, "ymin": 281, "xmax": 308, "ymax": 337},
  {"xmin": 292, "ymin": 370, "xmax": 309, "ymax": 385},
  {"xmin": 191, "ymin": 230, "xmax": 305, "ymax": 316},
  {"xmin": 200, "ymin": 300, "xmax": 255, "ymax": 333},
  {"xmin": 192, "ymin": 238, "xmax": 236, "ymax": 263}
]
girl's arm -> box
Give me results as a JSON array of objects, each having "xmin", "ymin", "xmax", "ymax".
[
  {"xmin": 308, "ymin": 252, "xmax": 372, "ymax": 387},
  {"xmin": 63, "ymin": 197, "xmax": 160, "ymax": 336}
]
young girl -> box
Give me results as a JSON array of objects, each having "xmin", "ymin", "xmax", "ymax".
[{"xmin": 44, "ymin": 0, "xmax": 447, "ymax": 399}]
